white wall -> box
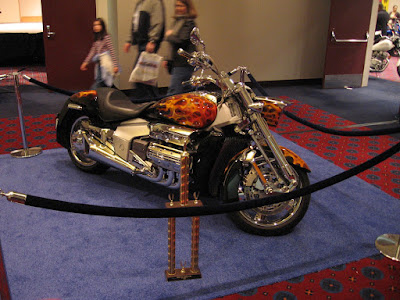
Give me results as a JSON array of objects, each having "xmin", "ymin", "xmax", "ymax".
[
  {"xmin": 114, "ymin": 0, "xmax": 331, "ymax": 89},
  {"xmin": 19, "ymin": 0, "xmax": 41, "ymax": 17},
  {"xmin": 0, "ymin": 0, "xmax": 41, "ymax": 23},
  {"xmin": 0, "ymin": 0, "xmax": 20, "ymax": 23}
]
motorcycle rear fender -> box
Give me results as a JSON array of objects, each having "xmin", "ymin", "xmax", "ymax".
[{"xmin": 56, "ymin": 90, "xmax": 100, "ymax": 148}]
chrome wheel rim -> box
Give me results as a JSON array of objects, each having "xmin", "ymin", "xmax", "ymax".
[{"xmin": 237, "ymin": 161, "xmax": 304, "ymax": 229}]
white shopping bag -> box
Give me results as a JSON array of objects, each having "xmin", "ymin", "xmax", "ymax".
[{"xmin": 129, "ymin": 51, "xmax": 162, "ymax": 86}]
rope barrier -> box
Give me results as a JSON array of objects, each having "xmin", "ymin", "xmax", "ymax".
[
  {"xmin": 283, "ymin": 110, "xmax": 400, "ymax": 136},
  {"xmin": 1, "ymin": 139, "xmax": 397, "ymax": 218},
  {"xmin": 22, "ymin": 75, "xmax": 74, "ymax": 96},
  {"xmin": 248, "ymin": 72, "xmax": 400, "ymax": 136}
]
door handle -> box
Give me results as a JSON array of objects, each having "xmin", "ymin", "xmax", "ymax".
[
  {"xmin": 331, "ymin": 30, "xmax": 369, "ymax": 43},
  {"xmin": 46, "ymin": 25, "xmax": 56, "ymax": 38}
]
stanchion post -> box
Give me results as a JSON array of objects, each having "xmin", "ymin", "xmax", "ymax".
[
  {"xmin": 6, "ymin": 72, "xmax": 42, "ymax": 158},
  {"xmin": 190, "ymin": 215, "xmax": 200, "ymax": 273},
  {"xmin": 165, "ymin": 152, "xmax": 202, "ymax": 281},
  {"xmin": 166, "ymin": 193, "xmax": 177, "ymax": 277}
]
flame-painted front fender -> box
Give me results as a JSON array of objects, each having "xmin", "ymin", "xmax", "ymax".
[{"xmin": 279, "ymin": 147, "xmax": 310, "ymax": 172}]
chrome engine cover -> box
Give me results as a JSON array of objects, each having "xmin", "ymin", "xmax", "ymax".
[
  {"xmin": 133, "ymin": 123, "xmax": 198, "ymax": 189},
  {"xmin": 83, "ymin": 120, "xmax": 198, "ymax": 189}
]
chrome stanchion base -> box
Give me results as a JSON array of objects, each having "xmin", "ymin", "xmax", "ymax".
[
  {"xmin": 10, "ymin": 146, "xmax": 42, "ymax": 158},
  {"xmin": 375, "ymin": 233, "xmax": 400, "ymax": 262}
]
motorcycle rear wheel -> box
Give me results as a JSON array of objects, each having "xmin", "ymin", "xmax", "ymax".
[
  {"xmin": 222, "ymin": 155, "xmax": 310, "ymax": 236},
  {"xmin": 67, "ymin": 115, "xmax": 109, "ymax": 174}
]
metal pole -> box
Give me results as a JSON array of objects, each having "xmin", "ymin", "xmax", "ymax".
[
  {"xmin": 13, "ymin": 73, "xmax": 28, "ymax": 149},
  {"xmin": 8, "ymin": 72, "xmax": 42, "ymax": 158}
]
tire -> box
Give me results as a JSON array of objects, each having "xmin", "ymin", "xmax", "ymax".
[
  {"xmin": 221, "ymin": 153, "xmax": 311, "ymax": 236},
  {"xmin": 67, "ymin": 115, "xmax": 109, "ymax": 174},
  {"xmin": 397, "ymin": 64, "xmax": 400, "ymax": 78}
]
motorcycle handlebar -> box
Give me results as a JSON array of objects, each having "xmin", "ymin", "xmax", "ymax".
[{"xmin": 177, "ymin": 48, "xmax": 193, "ymax": 59}]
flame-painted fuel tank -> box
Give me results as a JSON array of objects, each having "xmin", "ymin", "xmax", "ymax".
[
  {"xmin": 372, "ymin": 39, "xmax": 394, "ymax": 51},
  {"xmin": 151, "ymin": 92, "xmax": 218, "ymax": 129}
]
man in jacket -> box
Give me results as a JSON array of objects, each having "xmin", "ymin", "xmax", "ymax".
[
  {"xmin": 124, "ymin": 0, "xmax": 165, "ymax": 98},
  {"xmin": 376, "ymin": 3, "xmax": 390, "ymax": 36}
]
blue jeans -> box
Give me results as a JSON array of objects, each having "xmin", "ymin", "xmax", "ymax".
[{"xmin": 167, "ymin": 66, "xmax": 194, "ymax": 95}]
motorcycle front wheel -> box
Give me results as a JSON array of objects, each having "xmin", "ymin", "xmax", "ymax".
[
  {"xmin": 67, "ymin": 114, "xmax": 109, "ymax": 174},
  {"xmin": 221, "ymin": 154, "xmax": 311, "ymax": 236}
]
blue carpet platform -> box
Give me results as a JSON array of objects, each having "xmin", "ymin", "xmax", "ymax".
[{"xmin": 0, "ymin": 134, "xmax": 399, "ymax": 300}]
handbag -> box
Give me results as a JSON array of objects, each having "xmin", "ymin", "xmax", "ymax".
[
  {"xmin": 129, "ymin": 51, "xmax": 162, "ymax": 86},
  {"xmin": 98, "ymin": 51, "xmax": 114, "ymax": 87}
]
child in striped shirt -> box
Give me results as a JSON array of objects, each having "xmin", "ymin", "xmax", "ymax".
[{"xmin": 80, "ymin": 18, "xmax": 119, "ymax": 89}]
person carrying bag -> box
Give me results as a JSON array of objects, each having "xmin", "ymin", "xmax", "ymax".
[{"xmin": 80, "ymin": 18, "xmax": 119, "ymax": 89}]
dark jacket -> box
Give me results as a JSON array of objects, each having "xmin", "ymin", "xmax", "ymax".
[
  {"xmin": 165, "ymin": 17, "xmax": 196, "ymax": 68},
  {"xmin": 376, "ymin": 9, "xmax": 390, "ymax": 36},
  {"xmin": 129, "ymin": 0, "xmax": 165, "ymax": 51}
]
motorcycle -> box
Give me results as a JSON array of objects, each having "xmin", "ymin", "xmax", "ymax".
[
  {"xmin": 370, "ymin": 31, "xmax": 395, "ymax": 72},
  {"xmin": 55, "ymin": 28, "xmax": 311, "ymax": 236}
]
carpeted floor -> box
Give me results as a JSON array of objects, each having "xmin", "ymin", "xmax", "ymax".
[{"xmin": 0, "ymin": 136, "xmax": 399, "ymax": 300}]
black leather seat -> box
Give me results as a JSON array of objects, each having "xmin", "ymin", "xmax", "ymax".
[{"xmin": 96, "ymin": 87, "xmax": 155, "ymax": 122}]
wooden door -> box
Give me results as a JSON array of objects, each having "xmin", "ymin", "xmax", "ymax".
[
  {"xmin": 41, "ymin": 0, "xmax": 96, "ymax": 91},
  {"xmin": 323, "ymin": 0, "xmax": 373, "ymax": 88}
]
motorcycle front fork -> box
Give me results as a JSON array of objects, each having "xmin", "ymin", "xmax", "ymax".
[{"xmin": 247, "ymin": 115, "xmax": 298, "ymax": 193}]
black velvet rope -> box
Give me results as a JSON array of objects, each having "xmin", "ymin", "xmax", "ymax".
[
  {"xmin": 25, "ymin": 77, "xmax": 75, "ymax": 96},
  {"xmin": 247, "ymin": 72, "xmax": 400, "ymax": 136},
  {"xmin": 24, "ymin": 140, "xmax": 400, "ymax": 218},
  {"xmin": 283, "ymin": 110, "xmax": 400, "ymax": 136}
]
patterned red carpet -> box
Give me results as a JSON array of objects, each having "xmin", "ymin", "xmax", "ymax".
[
  {"xmin": 0, "ymin": 65, "xmax": 47, "ymax": 87},
  {"xmin": 221, "ymin": 254, "xmax": 400, "ymax": 300},
  {"xmin": 0, "ymin": 114, "xmax": 58, "ymax": 155}
]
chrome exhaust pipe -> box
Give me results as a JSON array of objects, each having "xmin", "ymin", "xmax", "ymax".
[
  {"xmin": 81, "ymin": 132, "xmax": 180, "ymax": 188},
  {"xmin": 158, "ymin": 170, "xmax": 175, "ymax": 187},
  {"xmin": 82, "ymin": 133, "xmax": 141, "ymax": 175},
  {"xmin": 137, "ymin": 166, "xmax": 165, "ymax": 182}
]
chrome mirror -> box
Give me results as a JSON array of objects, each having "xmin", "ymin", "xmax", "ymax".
[{"xmin": 190, "ymin": 27, "xmax": 205, "ymax": 50}]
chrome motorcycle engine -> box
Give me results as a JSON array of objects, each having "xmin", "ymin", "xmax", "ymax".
[
  {"xmin": 130, "ymin": 123, "xmax": 197, "ymax": 189},
  {"xmin": 370, "ymin": 51, "xmax": 390, "ymax": 72}
]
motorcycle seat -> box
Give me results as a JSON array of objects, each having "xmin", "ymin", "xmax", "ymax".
[{"xmin": 96, "ymin": 87, "xmax": 155, "ymax": 122}]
